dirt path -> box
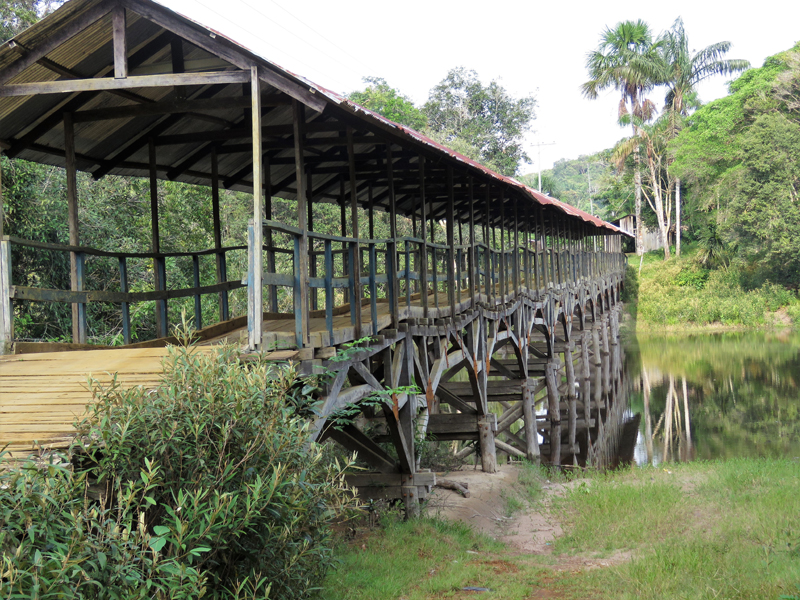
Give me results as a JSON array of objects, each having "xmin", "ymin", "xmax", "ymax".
[{"xmin": 428, "ymin": 464, "xmax": 632, "ymax": 570}]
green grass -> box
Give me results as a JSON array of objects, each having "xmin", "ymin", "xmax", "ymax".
[
  {"xmin": 627, "ymin": 248, "xmax": 800, "ymax": 330},
  {"xmin": 324, "ymin": 458, "xmax": 800, "ymax": 599},
  {"xmin": 324, "ymin": 516, "xmax": 547, "ymax": 600},
  {"xmin": 554, "ymin": 458, "xmax": 800, "ymax": 599}
]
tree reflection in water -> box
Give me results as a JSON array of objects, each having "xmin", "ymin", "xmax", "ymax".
[{"xmin": 625, "ymin": 331, "xmax": 800, "ymax": 465}]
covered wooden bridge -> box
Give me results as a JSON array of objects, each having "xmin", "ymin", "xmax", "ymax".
[{"xmin": 0, "ymin": 0, "xmax": 631, "ymax": 509}]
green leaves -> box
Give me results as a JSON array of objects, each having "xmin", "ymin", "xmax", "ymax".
[{"xmin": 2, "ymin": 344, "xmax": 356, "ymax": 599}]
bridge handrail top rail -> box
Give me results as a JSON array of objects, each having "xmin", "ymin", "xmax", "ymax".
[{"xmin": 1, "ymin": 235, "xmax": 246, "ymax": 259}]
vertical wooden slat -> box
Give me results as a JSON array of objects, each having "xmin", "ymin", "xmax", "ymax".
[
  {"xmin": 346, "ymin": 127, "xmax": 361, "ymax": 337},
  {"xmin": 118, "ymin": 256, "xmax": 130, "ymax": 345},
  {"xmin": 64, "ymin": 113, "xmax": 86, "ymax": 344},
  {"xmin": 292, "ymin": 98, "xmax": 309, "ymax": 347},
  {"xmin": 250, "ymin": 66, "xmax": 264, "ymax": 349},
  {"xmin": 112, "ymin": 6, "xmax": 127, "ymax": 79}
]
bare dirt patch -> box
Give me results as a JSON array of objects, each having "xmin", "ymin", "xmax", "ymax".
[{"xmin": 427, "ymin": 464, "xmax": 632, "ymax": 572}]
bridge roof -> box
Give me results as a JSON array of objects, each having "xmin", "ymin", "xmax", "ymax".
[{"xmin": 0, "ymin": 0, "xmax": 629, "ymax": 237}]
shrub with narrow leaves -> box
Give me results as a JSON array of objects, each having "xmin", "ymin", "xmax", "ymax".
[{"xmin": 1, "ymin": 343, "xmax": 356, "ymax": 599}]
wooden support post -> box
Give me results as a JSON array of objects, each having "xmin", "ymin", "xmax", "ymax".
[
  {"xmin": 521, "ymin": 381, "xmax": 540, "ymax": 464},
  {"xmin": 580, "ymin": 331, "xmax": 592, "ymax": 457},
  {"xmin": 478, "ymin": 413, "xmax": 497, "ymax": 473},
  {"xmin": 308, "ymin": 171, "xmax": 317, "ymax": 310},
  {"xmin": 148, "ymin": 138, "xmax": 167, "ymax": 338},
  {"xmin": 112, "ymin": 6, "xmax": 127, "ymax": 79},
  {"xmin": 418, "ymin": 156, "xmax": 429, "ymax": 319},
  {"xmin": 545, "ymin": 360, "xmax": 562, "ymax": 467},
  {"xmin": 368, "ymin": 184, "xmax": 374, "ymax": 239},
  {"xmin": 468, "ymin": 176, "xmax": 476, "ymax": 309},
  {"xmin": 513, "ymin": 201, "xmax": 520, "ymax": 293},
  {"xmin": 339, "ymin": 177, "xmax": 349, "ymax": 305},
  {"xmin": 499, "ymin": 191, "xmax": 505, "ymax": 299},
  {"xmin": 292, "ymin": 98, "xmax": 309, "ymax": 347},
  {"xmin": 64, "ymin": 113, "xmax": 86, "ymax": 344},
  {"xmin": 564, "ymin": 343, "xmax": 578, "ymax": 466},
  {"xmin": 346, "ymin": 127, "xmax": 361, "ymax": 337},
  {"xmin": 0, "ymin": 153, "xmax": 10, "ymax": 354},
  {"xmin": 446, "ymin": 166, "xmax": 455, "ymax": 317},
  {"xmin": 211, "ymin": 149, "xmax": 230, "ymax": 321},
  {"xmin": 248, "ymin": 67, "xmax": 264, "ymax": 350},
  {"xmin": 386, "ymin": 144, "xmax": 399, "ymax": 327}
]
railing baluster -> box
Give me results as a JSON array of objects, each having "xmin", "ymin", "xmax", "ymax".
[
  {"xmin": 76, "ymin": 251, "xmax": 87, "ymax": 344},
  {"xmin": 293, "ymin": 235, "xmax": 303, "ymax": 349},
  {"xmin": 369, "ymin": 243, "xmax": 378, "ymax": 335},
  {"xmin": 119, "ymin": 256, "xmax": 131, "ymax": 345},
  {"xmin": 432, "ymin": 247, "xmax": 439, "ymax": 311},
  {"xmin": 404, "ymin": 241, "xmax": 411, "ymax": 311},
  {"xmin": 324, "ymin": 239, "xmax": 334, "ymax": 346},
  {"xmin": 192, "ymin": 254, "xmax": 202, "ymax": 331}
]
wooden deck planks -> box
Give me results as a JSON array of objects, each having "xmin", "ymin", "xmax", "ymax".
[{"xmin": 0, "ymin": 346, "xmax": 220, "ymax": 457}]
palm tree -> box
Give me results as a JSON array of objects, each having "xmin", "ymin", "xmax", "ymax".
[
  {"xmin": 658, "ymin": 18, "xmax": 750, "ymax": 256},
  {"xmin": 582, "ymin": 20, "xmax": 661, "ymax": 257}
]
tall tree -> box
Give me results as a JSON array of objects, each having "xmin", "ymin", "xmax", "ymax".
[
  {"xmin": 347, "ymin": 77, "xmax": 427, "ymax": 131},
  {"xmin": 424, "ymin": 67, "xmax": 536, "ymax": 176},
  {"xmin": 582, "ymin": 20, "xmax": 660, "ymax": 256},
  {"xmin": 658, "ymin": 18, "xmax": 749, "ymax": 256}
]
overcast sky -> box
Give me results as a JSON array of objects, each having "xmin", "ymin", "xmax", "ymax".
[{"xmin": 160, "ymin": 0, "xmax": 799, "ymax": 176}]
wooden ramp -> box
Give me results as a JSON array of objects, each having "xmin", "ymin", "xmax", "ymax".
[{"xmin": 0, "ymin": 347, "xmax": 222, "ymax": 458}]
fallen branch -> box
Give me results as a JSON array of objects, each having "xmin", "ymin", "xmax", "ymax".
[{"xmin": 436, "ymin": 478, "xmax": 470, "ymax": 498}]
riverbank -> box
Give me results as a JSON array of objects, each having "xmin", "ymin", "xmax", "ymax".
[
  {"xmin": 324, "ymin": 459, "xmax": 800, "ymax": 599},
  {"xmin": 623, "ymin": 248, "xmax": 800, "ymax": 332}
]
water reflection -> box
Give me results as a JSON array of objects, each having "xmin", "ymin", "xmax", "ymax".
[{"xmin": 624, "ymin": 331, "xmax": 800, "ymax": 466}]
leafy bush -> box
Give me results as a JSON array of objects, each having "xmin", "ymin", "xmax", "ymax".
[
  {"xmin": 673, "ymin": 267, "xmax": 710, "ymax": 290},
  {"xmin": 1, "ymin": 343, "xmax": 356, "ymax": 599}
]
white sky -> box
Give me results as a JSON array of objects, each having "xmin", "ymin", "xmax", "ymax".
[{"xmin": 160, "ymin": 0, "xmax": 800, "ymax": 174}]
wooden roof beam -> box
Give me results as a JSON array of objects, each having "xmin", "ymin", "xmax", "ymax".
[
  {"xmin": 0, "ymin": 69, "xmax": 250, "ymax": 97},
  {"xmin": 0, "ymin": 0, "xmax": 117, "ymax": 85},
  {"xmin": 72, "ymin": 93, "xmax": 290, "ymax": 122},
  {"xmin": 5, "ymin": 30, "xmax": 175, "ymax": 158},
  {"xmin": 91, "ymin": 83, "xmax": 236, "ymax": 179}
]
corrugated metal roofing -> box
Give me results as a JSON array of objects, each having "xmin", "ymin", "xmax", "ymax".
[{"xmin": 0, "ymin": 0, "xmax": 630, "ymax": 237}]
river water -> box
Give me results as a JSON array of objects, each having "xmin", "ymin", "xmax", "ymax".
[{"xmin": 623, "ymin": 330, "xmax": 800, "ymax": 466}]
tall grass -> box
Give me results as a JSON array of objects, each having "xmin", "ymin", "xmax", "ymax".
[{"xmin": 630, "ymin": 248, "xmax": 800, "ymax": 329}]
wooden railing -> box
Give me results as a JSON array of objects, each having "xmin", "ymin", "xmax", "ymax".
[
  {"xmin": 250, "ymin": 220, "xmax": 627, "ymax": 350},
  {"xmin": 0, "ymin": 225, "xmax": 625, "ymax": 350},
  {"xmin": 0, "ymin": 235, "xmax": 246, "ymax": 346}
]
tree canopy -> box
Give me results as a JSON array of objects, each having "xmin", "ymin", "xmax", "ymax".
[
  {"xmin": 423, "ymin": 67, "xmax": 536, "ymax": 176},
  {"xmin": 346, "ymin": 76, "xmax": 427, "ymax": 131}
]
